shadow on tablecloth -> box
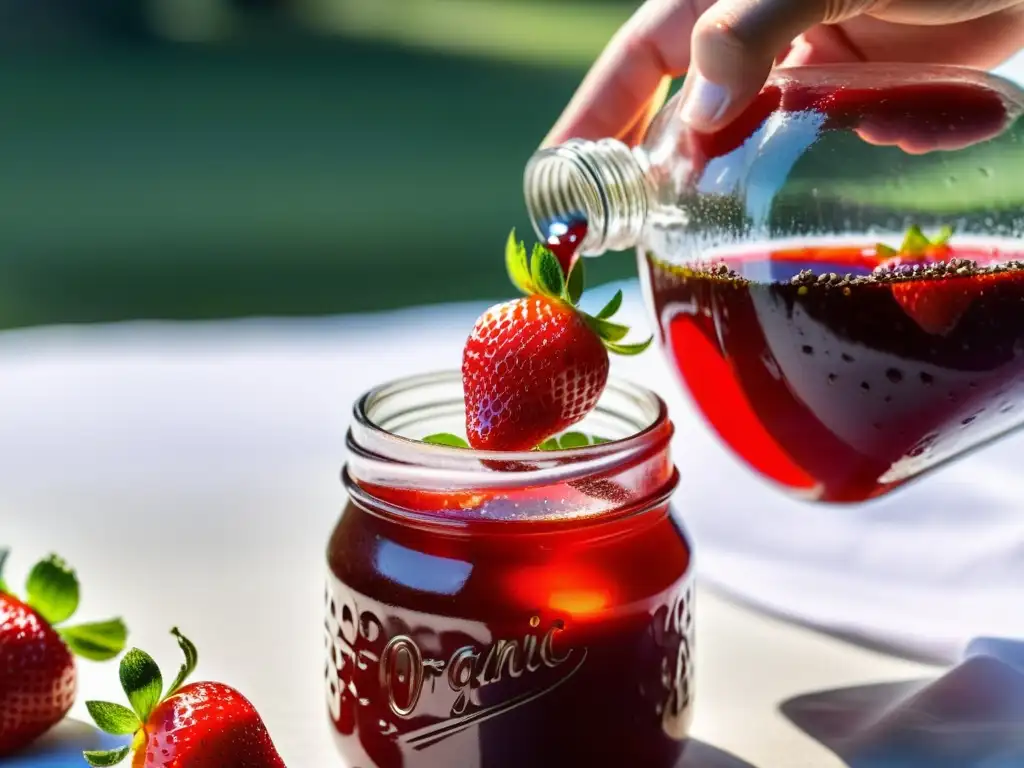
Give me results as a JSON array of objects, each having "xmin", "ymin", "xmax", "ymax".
[
  {"xmin": 680, "ymin": 739, "xmax": 758, "ymax": 767},
  {"xmin": 781, "ymin": 656, "xmax": 1024, "ymax": 767},
  {"xmin": 3, "ymin": 718, "xmax": 129, "ymax": 767}
]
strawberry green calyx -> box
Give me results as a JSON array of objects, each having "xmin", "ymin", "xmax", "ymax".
[
  {"xmin": 0, "ymin": 550, "xmax": 126, "ymax": 661},
  {"xmin": 536, "ymin": 431, "xmax": 611, "ymax": 450},
  {"xmin": 505, "ymin": 229, "xmax": 653, "ymax": 356},
  {"xmin": 422, "ymin": 433, "xmax": 472, "ymax": 448},
  {"xmin": 84, "ymin": 628, "xmax": 199, "ymax": 767},
  {"xmin": 423, "ymin": 431, "xmax": 611, "ymax": 450},
  {"xmin": 877, "ymin": 224, "xmax": 954, "ymax": 258},
  {"xmin": 26, "ymin": 554, "xmax": 80, "ymax": 625}
]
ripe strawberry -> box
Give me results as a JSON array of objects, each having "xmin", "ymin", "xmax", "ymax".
[
  {"xmin": 875, "ymin": 224, "xmax": 975, "ymax": 336},
  {"xmin": 891, "ymin": 277, "xmax": 980, "ymax": 336},
  {"xmin": 84, "ymin": 628, "xmax": 286, "ymax": 768},
  {"xmin": 0, "ymin": 549, "xmax": 127, "ymax": 756},
  {"xmin": 461, "ymin": 230, "xmax": 652, "ymax": 451}
]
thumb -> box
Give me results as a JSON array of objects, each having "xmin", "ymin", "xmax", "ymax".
[{"xmin": 679, "ymin": 0, "xmax": 878, "ymax": 132}]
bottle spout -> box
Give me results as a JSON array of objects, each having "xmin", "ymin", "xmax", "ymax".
[{"xmin": 524, "ymin": 138, "xmax": 649, "ymax": 257}]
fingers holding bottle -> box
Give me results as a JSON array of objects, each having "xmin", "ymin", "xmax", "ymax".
[
  {"xmin": 679, "ymin": 0, "xmax": 878, "ymax": 133},
  {"xmin": 545, "ymin": 0, "xmax": 879, "ymax": 147},
  {"xmin": 544, "ymin": 0, "xmax": 703, "ymax": 147},
  {"xmin": 546, "ymin": 0, "xmax": 1024, "ymax": 150}
]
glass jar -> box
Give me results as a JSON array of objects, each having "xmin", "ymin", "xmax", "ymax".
[
  {"xmin": 525, "ymin": 64, "xmax": 1024, "ymax": 503},
  {"xmin": 324, "ymin": 372, "xmax": 692, "ymax": 768}
]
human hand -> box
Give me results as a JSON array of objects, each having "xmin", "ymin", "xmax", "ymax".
[{"xmin": 546, "ymin": 0, "xmax": 1024, "ymax": 146}]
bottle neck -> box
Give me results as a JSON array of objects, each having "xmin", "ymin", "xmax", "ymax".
[{"xmin": 524, "ymin": 138, "xmax": 649, "ymax": 257}]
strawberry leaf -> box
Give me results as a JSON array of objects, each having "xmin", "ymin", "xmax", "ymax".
[
  {"xmin": 423, "ymin": 433, "xmax": 471, "ymax": 448},
  {"xmin": 901, "ymin": 224, "xmax": 930, "ymax": 254},
  {"xmin": 605, "ymin": 337, "xmax": 654, "ymax": 356},
  {"xmin": 86, "ymin": 701, "xmax": 141, "ymax": 736},
  {"xmin": 585, "ymin": 315, "xmax": 630, "ymax": 343},
  {"xmin": 596, "ymin": 290, "xmax": 623, "ymax": 320},
  {"xmin": 565, "ymin": 257, "xmax": 585, "ymax": 306},
  {"xmin": 505, "ymin": 229, "xmax": 534, "ymax": 295},
  {"xmin": 59, "ymin": 618, "xmax": 128, "ymax": 661},
  {"xmin": 83, "ymin": 746, "xmax": 132, "ymax": 767},
  {"xmin": 0, "ymin": 548, "xmax": 9, "ymax": 594},
  {"xmin": 166, "ymin": 627, "xmax": 199, "ymax": 697},
  {"xmin": 878, "ymin": 224, "xmax": 955, "ymax": 258},
  {"xmin": 119, "ymin": 648, "xmax": 163, "ymax": 721},
  {"xmin": 25, "ymin": 554, "xmax": 80, "ymax": 626},
  {"xmin": 531, "ymin": 244, "xmax": 565, "ymax": 299},
  {"xmin": 559, "ymin": 432, "xmax": 590, "ymax": 449},
  {"xmin": 536, "ymin": 433, "xmax": 611, "ymax": 450}
]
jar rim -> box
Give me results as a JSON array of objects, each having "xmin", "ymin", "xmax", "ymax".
[{"xmin": 344, "ymin": 370, "xmax": 672, "ymax": 492}]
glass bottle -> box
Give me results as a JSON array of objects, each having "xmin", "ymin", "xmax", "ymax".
[{"xmin": 525, "ymin": 64, "xmax": 1024, "ymax": 502}]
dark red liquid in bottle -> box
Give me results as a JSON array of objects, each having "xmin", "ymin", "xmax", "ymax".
[
  {"xmin": 687, "ymin": 79, "xmax": 1011, "ymax": 165},
  {"xmin": 644, "ymin": 242, "xmax": 1024, "ymax": 502}
]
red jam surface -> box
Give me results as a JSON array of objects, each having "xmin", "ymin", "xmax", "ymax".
[{"xmin": 645, "ymin": 242, "xmax": 1024, "ymax": 502}]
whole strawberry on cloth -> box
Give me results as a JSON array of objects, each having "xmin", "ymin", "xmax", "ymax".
[
  {"xmin": 461, "ymin": 230, "xmax": 652, "ymax": 451},
  {"xmin": 0, "ymin": 548, "xmax": 127, "ymax": 756},
  {"xmin": 84, "ymin": 628, "xmax": 286, "ymax": 767}
]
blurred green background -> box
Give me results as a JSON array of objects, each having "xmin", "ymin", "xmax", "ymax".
[
  {"xmin": 9, "ymin": 2, "xmax": 1024, "ymax": 330},
  {"xmin": 0, "ymin": 0, "xmax": 646, "ymax": 330}
]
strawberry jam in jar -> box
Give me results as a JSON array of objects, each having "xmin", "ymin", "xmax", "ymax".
[{"xmin": 325, "ymin": 371, "xmax": 692, "ymax": 768}]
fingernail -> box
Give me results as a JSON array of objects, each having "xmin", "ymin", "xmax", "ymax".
[{"xmin": 679, "ymin": 71, "xmax": 731, "ymax": 129}]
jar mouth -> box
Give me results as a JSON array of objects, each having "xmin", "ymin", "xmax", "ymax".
[{"xmin": 345, "ymin": 370, "xmax": 672, "ymax": 492}]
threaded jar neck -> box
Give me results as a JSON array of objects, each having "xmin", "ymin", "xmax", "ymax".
[{"xmin": 524, "ymin": 138, "xmax": 649, "ymax": 257}]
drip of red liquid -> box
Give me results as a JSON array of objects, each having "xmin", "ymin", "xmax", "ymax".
[{"xmin": 546, "ymin": 219, "xmax": 588, "ymax": 276}]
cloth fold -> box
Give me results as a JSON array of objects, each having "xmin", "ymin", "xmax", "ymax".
[{"xmin": 783, "ymin": 638, "xmax": 1024, "ymax": 766}]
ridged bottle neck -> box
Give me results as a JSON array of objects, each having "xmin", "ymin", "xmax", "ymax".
[{"xmin": 523, "ymin": 138, "xmax": 649, "ymax": 257}]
